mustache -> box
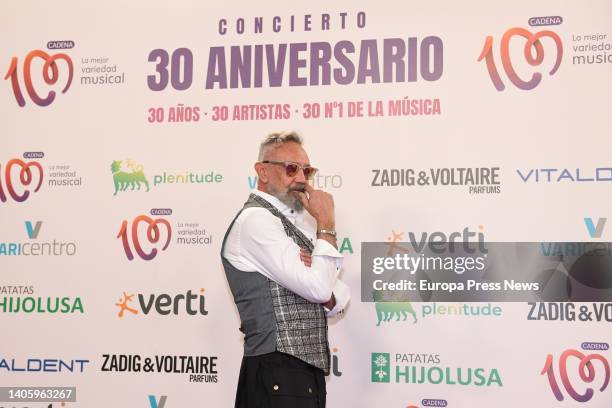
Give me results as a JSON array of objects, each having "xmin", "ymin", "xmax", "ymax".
[{"xmin": 288, "ymin": 183, "xmax": 306, "ymax": 193}]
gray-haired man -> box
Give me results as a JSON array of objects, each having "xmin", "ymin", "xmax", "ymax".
[{"xmin": 221, "ymin": 132, "xmax": 349, "ymax": 407}]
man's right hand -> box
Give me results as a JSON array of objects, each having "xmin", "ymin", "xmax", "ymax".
[{"xmin": 297, "ymin": 183, "xmax": 335, "ymax": 229}]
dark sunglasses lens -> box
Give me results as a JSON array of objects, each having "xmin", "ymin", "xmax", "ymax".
[
  {"xmin": 303, "ymin": 167, "xmax": 315, "ymax": 179},
  {"xmin": 285, "ymin": 163, "xmax": 299, "ymax": 177}
]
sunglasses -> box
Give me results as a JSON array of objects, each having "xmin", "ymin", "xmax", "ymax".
[{"xmin": 262, "ymin": 160, "xmax": 318, "ymax": 179}]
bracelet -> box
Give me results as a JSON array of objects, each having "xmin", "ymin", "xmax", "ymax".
[{"xmin": 317, "ymin": 229, "xmax": 337, "ymax": 237}]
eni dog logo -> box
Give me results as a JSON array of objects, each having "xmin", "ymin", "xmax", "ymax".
[
  {"xmin": 478, "ymin": 27, "xmax": 562, "ymax": 91},
  {"xmin": 111, "ymin": 160, "xmax": 150, "ymax": 196},
  {"xmin": 5, "ymin": 50, "xmax": 73, "ymax": 107},
  {"xmin": 0, "ymin": 158, "xmax": 44, "ymax": 203},
  {"xmin": 117, "ymin": 213, "xmax": 172, "ymax": 261}
]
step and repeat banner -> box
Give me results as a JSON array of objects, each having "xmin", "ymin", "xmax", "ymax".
[{"xmin": 2, "ymin": 0, "xmax": 611, "ymax": 407}]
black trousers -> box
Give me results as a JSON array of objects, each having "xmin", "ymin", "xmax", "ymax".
[{"xmin": 235, "ymin": 351, "xmax": 326, "ymax": 408}]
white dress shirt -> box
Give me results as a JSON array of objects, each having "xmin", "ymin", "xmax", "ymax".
[{"xmin": 223, "ymin": 190, "xmax": 350, "ymax": 316}]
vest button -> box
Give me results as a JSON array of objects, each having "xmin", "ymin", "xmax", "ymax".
[
  {"xmin": 273, "ymin": 385, "xmax": 279, "ymax": 391},
  {"xmin": 308, "ymin": 387, "xmax": 312, "ymax": 393}
]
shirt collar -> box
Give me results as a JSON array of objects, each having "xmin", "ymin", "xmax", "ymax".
[{"xmin": 254, "ymin": 190, "xmax": 301, "ymax": 222}]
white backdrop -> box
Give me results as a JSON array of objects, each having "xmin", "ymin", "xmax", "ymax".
[{"xmin": 2, "ymin": 1, "xmax": 611, "ymax": 407}]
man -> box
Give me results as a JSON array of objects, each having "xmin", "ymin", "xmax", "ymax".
[{"xmin": 221, "ymin": 131, "xmax": 350, "ymax": 407}]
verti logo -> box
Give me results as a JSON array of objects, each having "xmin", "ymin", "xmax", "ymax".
[
  {"xmin": 541, "ymin": 346, "xmax": 610, "ymax": 402},
  {"xmin": 5, "ymin": 50, "xmax": 73, "ymax": 107},
  {"xmin": 115, "ymin": 288, "xmax": 208, "ymax": 318},
  {"xmin": 148, "ymin": 395, "xmax": 167, "ymax": 408},
  {"xmin": 117, "ymin": 214, "xmax": 171, "ymax": 261},
  {"xmin": 371, "ymin": 353, "xmax": 391, "ymax": 383},
  {"xmin": 111, "ymin": 160, "xmax": 150, "ymax": 195},
  {"xmin": 585, "ymin": 217, "xmax": 607, "ymax": 238},
  {"xmin": 0, "ymin": 158, "xmax": 44, "ymax": 203},
  {"xmin": 478, "ymin": 27, "xmax": 562, "ymax": 91}
]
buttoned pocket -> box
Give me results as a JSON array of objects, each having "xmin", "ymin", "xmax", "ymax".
[{"xmin": 261, "ymin": 364, "xmax": 319, "ymax": 408}]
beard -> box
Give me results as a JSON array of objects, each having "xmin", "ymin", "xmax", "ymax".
[{"xmin": 268, "ymin": 183, "xmax": 305, "ymax": 212}]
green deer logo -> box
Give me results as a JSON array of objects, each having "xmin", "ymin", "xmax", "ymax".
[
  {"xmin": 373, "ymin": 290, "xmax": 417, "ymax": 326},
  {"xmin": 111, "ymin": 160, "xmax": 150, "ymax": 195}
]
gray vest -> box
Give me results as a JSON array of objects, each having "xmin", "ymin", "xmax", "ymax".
[{"xmin": 221, "ymin": 194, "xmax": 330, "ymax": 374}]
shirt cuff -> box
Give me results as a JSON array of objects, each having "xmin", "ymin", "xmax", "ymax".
[
  {"xmin": 325, "ymin": 279, "xmax": 350, "ymax": 317},
  {"xmin": 312, "ymin": 238, "xmax": 343, "ymax": 258}
]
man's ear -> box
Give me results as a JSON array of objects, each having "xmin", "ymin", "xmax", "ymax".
[{"xmin": 254, "ymin": 162, "xmax": 268, "ymax": 183}]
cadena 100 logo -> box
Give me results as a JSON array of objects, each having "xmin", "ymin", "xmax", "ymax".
[
  {"xmin": 541, "ymin": 346, "xmax": 610, "ymax": 402},
  {"xmin": 117, "ymin": 211, "xmax": 172, "ymax": 261},
  {"xmin": 0, "ymin": 158, "xmax": 44, "ymax": 203},
  {"xmin": 478, "ymin": 27, "xmax": 562, "ymax": 91},
  {"xmin": 5, "ymin": 50, "xmax": 73, "ymax": 107}
]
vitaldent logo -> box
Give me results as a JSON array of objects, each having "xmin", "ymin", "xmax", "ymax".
[
  {"xmin": 0, "ymin": 158, "xmax": 44, "ymax": 203},
  {"xmin": 585, "ymin": 217, "xmax": 607, "ymax": 238},
  {"xmin": 371, "ymin": 352, "xmax": 502, "ymax": 387},
  {"xmin": 0, "ymin": 221, "xmax": 77, "ymax": 256},
  {"xmin": 517, "ymin": 167, "xmax": 612, "ymax": 183},
  {"xmin": 111, "ymin": 159, "xmax": 222, "ymax": 195},
  {"xmin": 101, "ymin": 354, "xmax": 218, "ymax": 383},
  {"xmin": 0, "ymin": 358, "xmax": 89, "ymax": 373},
  {"xmin": 115, "ymin": 288, "xmax": 208, "ymax": 318},
  {"xmin": 5, "ymin": 49, "xmax": 74, "ymax": 107},
  {"xmin": 478, "ymin": 25, "xmax": 562, "ymax": 91},
  {"xmin": 117, "ymin": 212, "xmax": 172, "ymax": 261},
  {"xmin": 541, "ymin": 344, "xmax": 609, "ymax": 403},
  {"xmin": 371, "ymin": 168, "xmax": 501, "ymax": 194},
  {"xmin": 0, "ymin": 285, "xmax": 84, "ymax": 314}
]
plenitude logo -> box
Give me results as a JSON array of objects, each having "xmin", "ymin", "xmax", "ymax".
[
  {"xmin": 101, "ymin": 354, "xmax": 218, "ymax": 383},
  {"xmin": 115, "ymin": 288, "xmax": 208, "ymax": 318},
  {"xmin": 541, "ymin": 344, "xmax": 609, "ymax": 403},
  {"xmin": 5, "ymin": 49, "xmax": 74, "ymax": 107},
  {"xmin": 111, "ymin": 159, "xmax": 222, "ymax": 196},
  {"xmin": 0, "ymin": 285, "xmax": 83, "ymax": 314},
  {"xmin": 374, "ymin": 293, "xmax": 502, "ymax": 326},
  {"xmin": 0, "ymin": 221, "xmax": 77, "ymax": 256},
  {"xmin": 117, "ymin": 210, "xmax": 213, "ymax": 261},
  {"xmin": 371, "ymin": 352, "xmax": 502, "ymax": 387},
  {"xmin": 478, "ymin": 22, "xmax": 563, "ymax": 91}
]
